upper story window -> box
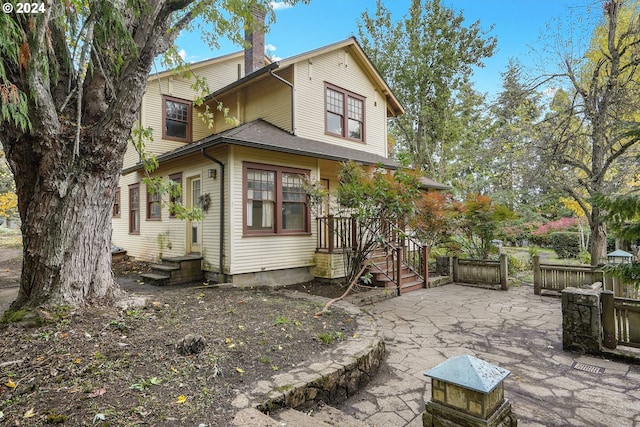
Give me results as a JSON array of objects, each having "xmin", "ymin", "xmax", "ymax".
[
  {"xmin": 325, "ymin": 84, "xmax": 365, "ymax": 142},
  {"xmin": 162, "ymin": 96, "xmax": 192, "ymax": 142}
]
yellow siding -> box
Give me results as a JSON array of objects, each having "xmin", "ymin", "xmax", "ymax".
[
  {"xmin": 228, "ymin": 146, "xmax": 319, "ymax": 275},
  {"xmin": 114, "ymin": 147, "xmax": 229, "ymax": 274},
  {"xmin": 210, "ymin": 68, "xmax": 293, "ymax": 134},
  {"xmin": 244, "ymin": 68, "xmax": 293, "ymax": 131},
  {"xmin": 124, "ymin": 55, "xmax": 245, "ymax": 170},
  {"xmin": 293, "ymin": 49, "xmax": 389, "ymax": 159}
]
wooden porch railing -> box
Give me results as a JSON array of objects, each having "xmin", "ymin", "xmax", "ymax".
[
  {"xmin": 315, "ymin": 216, "xmax": 428, "ymax": 292},
  {"xmin": 316, "ymin": 216, "xmax": 355, "ymax": 253}
]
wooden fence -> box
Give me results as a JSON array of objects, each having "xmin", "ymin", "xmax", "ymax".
[
  {"xmin": 602, "ymin": 292, "xmax": 640, "ymax": 349},
  {"xmin": 452, "ymin": 255, "xmax": 508, "ymax": 290},
  {"xmin": 531, "ymin": 255, "xmax": 637, "ymax": 297}
]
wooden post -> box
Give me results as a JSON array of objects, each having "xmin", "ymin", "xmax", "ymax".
[
  {"xmin": 499, "ymin": 253, "xmax": 508, "ymax": 290},
  {"xmin": 452, "ymin": 256, "xmax": 459, "ymax": 283},
  {"xmin": 533, "ymin": 255, "xmax": 541, "ymax": 295},
  {"xmin": 351, "ymin": 217, "xmax": 357, "ymax": 251},
  {"xmin": 423, "ymin": 245, "xmax": 430, "ymax": 288},
  {"xmin": 601, "ymin": 290, "xmax": 617, "ymax": 349},
  {"xmin": 613, "ymin": 276, "xmax": 623, "ymax": 298},
  {"xmin": 327, "ymin": 215, "xmax": 334, "ymax": 253},
  {"xmin": 396, "ymin": 246, "xmax": 403, "ymax": 294}
]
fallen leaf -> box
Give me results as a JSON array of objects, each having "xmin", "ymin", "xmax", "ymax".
[
  {"xmin": 5, "ymin": 379, "xmax": 16, "ymax": 389},
  {"xmin": 23, "ymin": 408, "xmax": 35, "ymax": 418},
  {"xmin": 176, "ymin": 395, "xmax": 187, "ymax": 404},
  {"xmin": 235, "ymin": 367, "xmax": 245, "ymax": 374},
  {"xmin": 228, "ymin": 343, "xmax": 236, "ymax": 349},
  {"xmin": 87, "ymin": 387, "xmax": 106, "ymax": 398}
]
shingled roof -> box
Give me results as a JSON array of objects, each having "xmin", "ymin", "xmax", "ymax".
[{"xmin": 122, "ymin": 119, "xmax": 399, "ymax": 174}]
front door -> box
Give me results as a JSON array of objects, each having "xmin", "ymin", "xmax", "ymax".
[{"xmin": 187, "ymin": 176, "xmax": 202, "ymax": 254}]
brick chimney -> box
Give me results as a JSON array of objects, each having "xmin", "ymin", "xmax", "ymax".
[{"xmin": 245, "ymin": 7, "xmax": 266, "ymax": 76}]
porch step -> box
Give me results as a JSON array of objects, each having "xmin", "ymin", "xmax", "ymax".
[
  {"xmin": 401, "ymin": 279, "xmax": 425, "ymax": 293},
  {"xmin": 150, "ymin": 264, "xmax": 180, "ymax": 273},
  {"xmin": 141, "ymin": 256, "xmax": 204, "ymax": 286}
]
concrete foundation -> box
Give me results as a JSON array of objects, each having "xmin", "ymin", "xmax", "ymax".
[{"xmin": 227, "ymin": 267, "xmax": 313, "ymax": 287}]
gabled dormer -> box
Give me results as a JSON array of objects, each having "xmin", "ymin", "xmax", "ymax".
[{"xmin": 202, "ymin": 37, "xmax": 403, "ymax": 160}]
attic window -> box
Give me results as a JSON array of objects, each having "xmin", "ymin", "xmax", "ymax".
[
  {"xmin": 325, "ymin": 83, "xmax": 365, "ymax": 142},
  {"xmin": 162, "ymin": 96, "xmax": 192, "ymax": 142}
]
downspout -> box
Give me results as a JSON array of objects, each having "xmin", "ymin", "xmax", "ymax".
[
  {"xmin": 201, "ymin": 148, "xmax": 225, "ymax": 282},
  {"xmin": 269, "ymin": 69, "xmax": 295, "ymax": 134}
]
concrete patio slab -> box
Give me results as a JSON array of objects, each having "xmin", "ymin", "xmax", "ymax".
[{"xmin": 335, "ymin": 283, "xmax": 640, "ymax": 427}]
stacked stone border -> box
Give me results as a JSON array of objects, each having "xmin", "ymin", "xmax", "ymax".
[{"xmin": 230, "ymin": 292, "xmax": 385, "ymax": 415}]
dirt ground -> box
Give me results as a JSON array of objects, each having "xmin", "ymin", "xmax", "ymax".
[
  {"xmin": 0, "ymin": 254, "xmax": 358, "ymax": 426},
  {"xmin": 0, "ymin": 247, "xmax": 21, "ymax": 289}
]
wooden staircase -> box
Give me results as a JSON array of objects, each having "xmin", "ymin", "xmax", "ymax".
[
  {"xmin": 140, "ymin": 255, "xmax": 204, "ymax": 286},
  {"xmin": 366, "ymin": 246, "xmax": 426, "ymax": 295}
]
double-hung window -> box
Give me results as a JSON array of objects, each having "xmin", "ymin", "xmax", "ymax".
[
  {"xmin": 244, "ymin": 163, "xmax": 309, "ymax": 235},
  {"xmin": 113, "ymin": 188, "xmax": 121, "ymax": 218},
  {"xmin": 168, "ymin": 172, "xmax": 183, "ymax": 218},
  {"xmin": 129, "ymin": 184, "xmax": 140, "ymax": 234},
  {"xmin": 147, "ymin": 190, "xmax": 161, "ymax": 220},
  {"xmin": 162, "ymin": 96, "xmax": 192, "ymax": 142},
  {"xmin": 325, "ymin": 83, "xmax": 365, "ymax": 142}
]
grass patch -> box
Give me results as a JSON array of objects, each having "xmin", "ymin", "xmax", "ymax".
[
  {"xmin": 317, "ymin": 331, "xmax": 344, "ymax": 345},
  {"xmin": 0, "ymin": 228, "xmax": 21, "ymax": 249}
]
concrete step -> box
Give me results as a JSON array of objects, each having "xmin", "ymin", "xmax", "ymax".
[
  {"xmin": 271, "ymin": 405, "xmax": 372, "ymax": 427},
  {"xmin": 312, "ymin": 404, "xmax": 371, "ymax": 427},
  {"xmin": 140, "ymin": 272, "xmax": 170, "ymax": 286},
  {"xmin": 150, "ymin": 264, "xmax": 180, "ymax": 272}
]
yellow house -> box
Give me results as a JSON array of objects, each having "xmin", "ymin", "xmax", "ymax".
[{"xmin": 112, "ymin": 32, "xmax": 411, "ymax": 286}]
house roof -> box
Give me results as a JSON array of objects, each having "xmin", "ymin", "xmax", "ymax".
[
  {"xmin": 202, "ymin": 37, "xmax": 404, "ymax": 117},
  {"xmin": 149, "ymin": 51, "xmax": 248, "ymax": 81},
  {"xmin": 420, "ymin": 176, "xmax": 451, "ymax": 191},
  {"xmin": 122, "ymin": 119, "xmax": 399, "ymax": 175}
]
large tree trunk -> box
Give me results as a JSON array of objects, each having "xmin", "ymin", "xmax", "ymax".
[
  {"xmin": 0, "ymin": 0, "xmax": 191, "ymax": 310},
  {"xmin": 590, "ymin": 207, "xmax": 608, "ymax": 267},
  {"xmin": 7, "ymin": 131, "xmax": 128, "ymax": 309}
]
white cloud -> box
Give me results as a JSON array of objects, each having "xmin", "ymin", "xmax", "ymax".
[
  {"xmin": 542, "ymin": 87, "xmax": 558, "ymax": 98},
  {"xmin": 270, "ymin": 1, "xmax": 293, "ymax": 11},
  {"xmin": 178, "ymin": 49, "xmax": 187, "ymax": 60},
  {"xmin": 265, "ymin": 43, "xmax": 277, "ymax": 52}
]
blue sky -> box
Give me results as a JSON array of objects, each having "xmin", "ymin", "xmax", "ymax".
[{"xmin": 173, "ymin": 0, "xmax": 601, "ymax": 98}]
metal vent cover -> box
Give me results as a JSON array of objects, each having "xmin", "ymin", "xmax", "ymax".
[{"xmin": 572, "ymin": 362, "xmax": 605, "ymax": 374}]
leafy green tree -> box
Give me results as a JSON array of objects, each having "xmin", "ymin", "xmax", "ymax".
[
  {"xmin": 0, "ymin": 0, "xmax": 307, "ymax": 310},
  {"xmin": 598, "ymin": 193, "xmax": 640, "ymax": 285},
  {"xmin": 336, "ymin": 161, "xmax": 422, "ymax": 286},
  {"xmin": 485, "ymin": 60, "xmax": 542, "ymax": 209},
  {"xmin": 409, "ymin": 191, "xmax": 461, "ymax": 249},
  {"xmin": 458, "ymin": 194, "xmax": 515, "ymax": 259},
  {"xmin": 357, "ymin": 0, "xmax": 496, "ymax": 181},
  {"xmin": 536, "ymin": 0, "xmax": 640, "ymax": 265}
]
